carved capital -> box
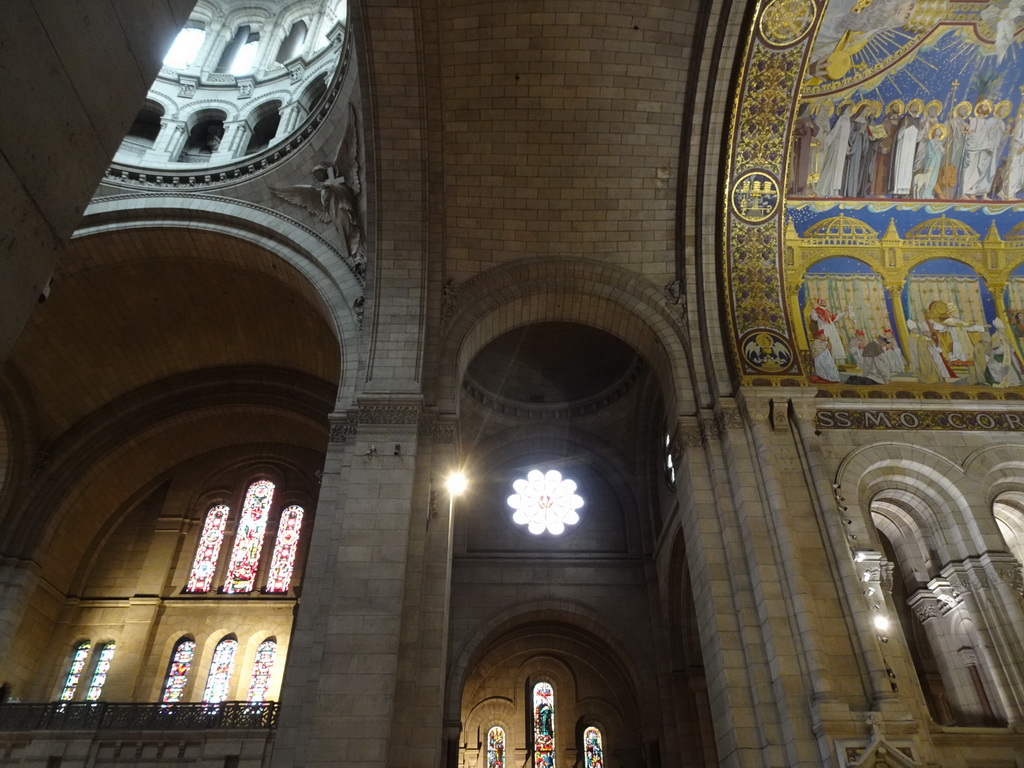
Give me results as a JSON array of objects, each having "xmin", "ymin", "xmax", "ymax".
[
  {"xmin": 769, "ymin": 398, "xmax": 789, "ymax": 430},
  {"xmin": 715, "ymin": 404, "xmax": 744, "ymax": 432},
  {"xmin": 907, "ymin": 590, "xmax": 941, "ymax": 623},
  {"xmin": 699, "ymin": 414, "xmax": 722, "ymax": 443},
  {"xmin": 418, "ymin": 416, "xmax": 458, "ymax": 444},
  {"xmin": 328, "ymin": 414, "xmax": 357, "ymax": 444},
  {"xmin": 958, "ymin": 647, "xmax": 978, "ymax": 666}
]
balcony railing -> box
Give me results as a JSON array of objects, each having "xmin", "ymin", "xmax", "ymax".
[{"xmin": 0, "ymin": 701, "xmax": 277, "ymax": 732}]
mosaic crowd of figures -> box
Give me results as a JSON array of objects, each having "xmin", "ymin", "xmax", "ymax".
[
  {"xmin": 804, "ymin": 265, "xmax": 1024, "ymax": 387},
  {"xmin": 186, "ymin": 480, "xmax": 304, "ymax": 594},
  {"xmin": 790, "ymin": 0, "xmax": 1024, "ymax": 203},
  {"xmin": 790, "ymin": 96, "xmax": 1024, "ymax": 202}
]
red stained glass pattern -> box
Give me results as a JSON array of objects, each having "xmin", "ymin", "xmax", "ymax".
[
  {"xmin": 203, "ymin": 637, "xmax": 238, "ymax": 703},
  {"xmin": 533, "ymin": 682, "xmax": 555, "ymax": 768},
  {"xmin": 60, "ymin": 642, "xmax": 91, "ymax": 701},
  {"xmin": 246, "ymin": 639, "xmax": 277, "ymax": 701},
  {"xmin": 264, "ymin": 505, "xmax": 303, "ymax": 592},
  {"xmin": 186, "ymin": 505, "xmax": 229, "ymax": 592},
  {"xmin": 583, "ymin": 727, "xmax": 604, "ymax": 768},
  {"xmin": 85, "ymin": 642, "xmax": 116, "ymax": 701},
  {"xmin": 224, "ymin": 481, "xmax": 275, "ymax": 593},
  {"xmin": 161, "ymin": 639, "xmax": 196, "ymax": 703},
  {"xmin": 487, "ymin": 726, "xmax": 506, "ymax": 768}
]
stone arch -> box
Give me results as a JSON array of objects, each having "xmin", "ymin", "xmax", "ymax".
[
  {"xmin": 837, "ymin": 443, "xmax": 979, "ymax": 563},
  {"xmin": 76, "ymin": 195, "xmax": 361, "ymax": 407},
  {"xmin": 437, "ymin": 257, "xmax": 693, "ymax": 418},
  {"xmin": 445, "ymin": 599, "xmax": 656, "ymax": 739},
  {"xmin": 8, "ymin": 367, "xmax": 333, "ymax": 582}
]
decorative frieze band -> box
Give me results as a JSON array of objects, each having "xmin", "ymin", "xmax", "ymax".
[
  {"xmin": 816, "ymin": 409, "xmax": 1024, "ymax": 432},
  {"xmin": 358, "ymin": 404, "xmax": 421, "ymax": 425}
]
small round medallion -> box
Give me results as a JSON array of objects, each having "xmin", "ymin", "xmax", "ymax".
[
  {"xmin": 741, "ymin": 329, "xmax": 794, "ymax": 373},
  {"xmin": 731, "ymin": 171, "xmax": 780, "ymax": 223},
  {"xmin": 759, "ymin": 0, "xmax": 815, "ymax": 47}
]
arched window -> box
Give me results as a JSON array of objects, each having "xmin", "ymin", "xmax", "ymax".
[
  {"xmin": 85, "ymin": 642, "xmax": 116, "ymax": 701},
  {"xmin": 229, "ymin": 30, "xmax": 261, "ymax": 76},
  {"xmin": 186, "ymin": 504, "xmax": 230, "ymax": 592},
  {"xmin": 246, "ymin": 639, "xmax": 277, "ymax": 701},
  {"xmin": 161, "ymin": 638, "xmax": 197, "ymax": 703},
  {"xmin": 583, "ymin": 727, "xmax": 604, "ymax": 768},
  {"xmin": 59, "ymin": 642, "xmax": 92, "ymax": 701},
  {"xmin": 533, "ymin": 682, "xmax": 555, "ymax": 768},
  {"xmin": 203, "ymin": 637, "xmax": 239, "ymax": 703},
  {"xmin": 276, "ymin": 20, "xmax": 308, "ymax": 63},
  {"xmin": 487, "ymin": 726, "xmax": 506, "ymax": 768},
  {"xmin": 265, "ymin": 505, "xmax": 303, "ymax": 592},
  {"xmin": 224, "ymin": 481, "xmax": 275, "ymax": 593},
  {"xmin": 163, "ymin": 25, "xmax": 206, "ymax": 69}
]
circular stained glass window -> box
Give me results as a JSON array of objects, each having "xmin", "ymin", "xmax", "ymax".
[{"xmin": 507, "ymin": 469, "xmax": 584, "ymax": 535}]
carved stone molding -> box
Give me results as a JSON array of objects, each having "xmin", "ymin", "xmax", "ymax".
[
  {"xmin": 768, "ymin": 398, "xmax": 789, "ymax": 430},
  {"xmin": 418, "ymin": 418, "xmax": 458, "ymax": 445},
  {"xmin": 675, "ymin": 416, "xmax": 703, "ymax": 448},
  {"xmin": 907, "ymin": 591, "xmax": 940, "ymax": 623},
  {"xmin": 442, "ymin": 279, "xmax": 458, "ymax": 326},
  {"xmin": 328, "ymin": 415, "xmax": 357, "ymax": 444},
  {"xmin": 957, "ymin": 647, "xmax": 978, "ymax": 666},
  {"xmin": 358, "ymin": 404, "xmax": 421, "ymax": 426},
  {"xmin": 699, "ymin": 414, "xmax": 722, "ymax": 443},
  {"xmin": 714, "ymin": 404, "xmax": 744, "ymax": 432},
  {"xmin": 879, "ymin": 560, "xmax": 895, "ymax": 595}
]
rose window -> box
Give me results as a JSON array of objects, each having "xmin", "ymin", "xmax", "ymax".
[{"xmin": 507, "ymin": 469, "xmax": 584, "ymax": 535}]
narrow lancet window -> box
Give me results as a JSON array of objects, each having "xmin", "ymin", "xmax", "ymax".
[
  {"xmin": 487, "ymin": 726, "xmax": 506, "ymax": 768},
  {"xmin": 161, "ymin": 638, "xmax": 197, "ymax": 703},
  {"xmin": 224, "ymin": 481, "xmax": 275, "ymax": 593},
  {"xmin": 60, "ymin": 642, "xmax": 92, "ymax": 701},
  {"xmin": 186, "ymin": 504, "xmax": 229, "ymax": 592},
  {"xmin": 203, "ymin": 637, "xmax": 239, "ymax": 703},
  {"xmin": 265, "ymin": 505, "xmax": 303, "ymax": 592},
  {"xmin": 85, "ymin": 642, "xmax": 116, "ymax": 701},
  {"xmin": 583, "ymin": 727, "xmax": 604, "ymax": 768},
  {"xmin": 246, "ymin": 639, "xmax": 277, "ymax": 701},
  {"xmin": 533, "ymin": 682, "xmax": 555, "ymax": 768}
]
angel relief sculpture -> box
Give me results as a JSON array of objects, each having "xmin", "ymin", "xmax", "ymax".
[{"xmin": 273, "ymin": 106, "xmax": 366, "ymax": 276}]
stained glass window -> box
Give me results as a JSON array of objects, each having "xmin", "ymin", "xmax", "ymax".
[
  {"xmin": 487, "ymin": 726, "xmax": 506, "ymax": 768},
  {"xmin": 533, "ymin": 682, "xmax": 555, "ymax": 768},
  {"xmin": 246, "ymin": 639, "xmax": 277, "ymax": 701},
  {"xmin": 161, "ymin": 638, "xmax": 196, "ymax": 703},
  {"xmin": 664, "ymin": 433, "xmax": 676, "ymax": 487},
  {"xmin": 224, "ymin": 481, "xmax": 275, "ymax": 593},
  {"xmin": 85, "ymin": 642, "xmax": 116, "ymax": 701},
  {"xmin": 60, "ymin": 642, "xmax": 91, "ymax": 701},
  {"xmin": 186, "ymin": 504, "xmax": 230, "ymax": 592},
  {"xmin": 583, "ymin": 727, "xmax": 604, "ymax": 768},
  {"xmin": 508, "ymin": 470, "xmax": 583, "ymax": 535},
  {"xmin": 203, "ymin": 637, "xmax": 239, "ymax": 703},
  {"xmin": 265, "ymin": 505, "xmax": 303, "ymax": 592}
]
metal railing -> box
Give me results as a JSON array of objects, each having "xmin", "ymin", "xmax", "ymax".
[{"xmin": 0, "ymin": 701, "xmax": 277, "ymax": 732}]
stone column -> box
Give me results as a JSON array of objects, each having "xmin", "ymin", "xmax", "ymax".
[
  {"xmin": 387, "ymin": 415, "xmax": 460, "ymax": 768},
  {"xmin": 0, "ymin": 557, "xmax": 43, "ymax": 695},
  {"xmin": 212, "ymin": 120, "xmax": 248, "ymax": 162},
  {"xmin": 944, "ymin": 557, "xmax": 1024, "ymax": 723},
  {"xmin": 673, "ymin": 409, "xmax": 794, "ymax": 768},
  {"xmin": 271, "ymin": 400, "xmax": 424, "ymax": 768},
  {"xmin": 906, "ymin": 588, "xmax": 983, "ymax": 723},
  {"xmin": 150, "ymin": 119, "xmax": 188, "ymax": 163}
]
